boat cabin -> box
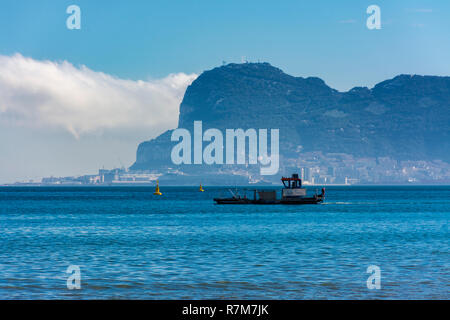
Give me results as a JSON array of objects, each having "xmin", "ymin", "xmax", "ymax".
[{"xmin": 281, "ymin": 174, "xmax": 307, "ymax": 198}]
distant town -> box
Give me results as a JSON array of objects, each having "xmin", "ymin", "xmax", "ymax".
[
  {"xmin": 5, "ymin": 168, "xmax": 161, "ymax": 186},
  {"xmin": 283, "ymin": 152, "xmax": 450, "ymax": 185},
  {"xmin": 4, "ymin": 151, "xmax": 449, "ymax": 186}
]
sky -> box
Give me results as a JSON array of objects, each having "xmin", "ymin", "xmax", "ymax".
[{"xmin": 0, "ymin": 0, "xmax": 449, "ymax": 183}]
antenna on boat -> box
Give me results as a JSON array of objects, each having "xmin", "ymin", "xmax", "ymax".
[{"xmin": 228, "ymin": 188, "xmax": 237, "ymax": 198}]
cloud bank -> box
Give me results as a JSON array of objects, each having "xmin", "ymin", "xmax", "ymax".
[{"xmin": 0, "ymin": 54, "xmax": 197, "ymax": 138}]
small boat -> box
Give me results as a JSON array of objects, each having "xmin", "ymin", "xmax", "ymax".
[
  {"xmin": 199, "ymin": 183, "xmax": 205, "ymax": 192},
  {"xmin": 213, "ymin": 174, "xmax": 324, "ymax": 205},
  {"xmin": 153, "ymin": 180, "xmax": 162, "ymax": 196}
]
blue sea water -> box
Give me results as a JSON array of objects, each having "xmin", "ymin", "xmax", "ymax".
[{"xmin": 0, "ymin": 186, "xmax": 448, "ymax": 300}]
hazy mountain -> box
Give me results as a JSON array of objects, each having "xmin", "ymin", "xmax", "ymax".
[{"xmin": 130, "ymin": 63, "xmax": 450, "ymax": 184}]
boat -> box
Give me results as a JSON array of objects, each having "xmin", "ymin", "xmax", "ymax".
[
  {"xmin": 153, "ymin": 180, "xmax": 162, "ymax": 195},
  {"xmin": 199, "ymin": 183, "xmax": 205, "ymax": 192},
  {"xmin": 213, "ymin": 174, "xmax": 325, "ymax": 205}
]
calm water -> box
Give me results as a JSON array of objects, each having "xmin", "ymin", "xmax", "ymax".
[{"xmin": 0, "ymin": 186, "xmax": 448, "ymax": 299}]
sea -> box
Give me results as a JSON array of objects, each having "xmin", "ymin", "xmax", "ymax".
[{"xmin": 0, "ymin": 186, "xmax": 448, "ymax": 299}]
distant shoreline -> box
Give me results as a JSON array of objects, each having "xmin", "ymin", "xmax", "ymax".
[{"xmin": 1, "ymin": 183, "xmax": 449, "ymax": 187}]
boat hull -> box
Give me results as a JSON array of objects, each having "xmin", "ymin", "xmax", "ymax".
[{"xmin": 213, "ymin": 196, "xmax": 323, "ymax": 205}]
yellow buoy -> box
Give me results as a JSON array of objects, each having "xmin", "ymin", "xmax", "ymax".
[
  {"xmin": 153, "ymin": 180, "xmax": 162, "ymax": 195},
  {"xmin": 199, "ymin": 183, "xmax": 205, "ymax": 192}
]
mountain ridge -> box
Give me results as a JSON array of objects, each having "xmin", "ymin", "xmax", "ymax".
[{"xmin": 130, "ymin": 62, "xmax": 450, "ymax": 184}]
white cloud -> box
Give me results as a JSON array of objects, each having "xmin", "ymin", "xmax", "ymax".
[{"xmin": 0, "ymin": 54, "xmax": 197, "ymax": 138}]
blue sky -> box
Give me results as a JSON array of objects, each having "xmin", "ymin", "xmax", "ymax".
[
  {"xmin": 0, "ymin": 0, "xmax": 449, "ymax": 183},
  {"xmin": 1, "ymin": 0, "xmax": 449, "ymax": 89}
]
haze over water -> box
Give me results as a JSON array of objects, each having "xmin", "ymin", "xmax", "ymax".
[{"xmin": 0, "ymin": 186, "xmax": 448, "ymax": 299}]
